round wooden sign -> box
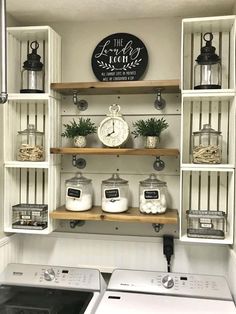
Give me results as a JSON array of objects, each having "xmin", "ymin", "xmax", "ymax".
[{"xmin": 91, "ymin": 33, "xmax": 148, "ymax": 82}]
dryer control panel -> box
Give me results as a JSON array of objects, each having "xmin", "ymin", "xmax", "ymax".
[{"xmin": 107, "ymin": 269, "xmax": 233, "ymax": 300}]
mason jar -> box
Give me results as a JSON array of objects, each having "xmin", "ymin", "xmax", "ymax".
[
  {"xmin": 139, "ymin": 174, "xmax": 167, "ymax": 214},
  {"xmin": 17, "ymin": 124, "xmax": 44, "ymax": 161},
  {"xmin": 65, "ymin": 173, "xmax": 93, "ymax": 211},
  {"xmin": 192, "ymin": 124, "xmax": 222, "ymax": 164},
  {"xmin": 101, "ymin": 173, "xmax": 129, "ymax": 213}
]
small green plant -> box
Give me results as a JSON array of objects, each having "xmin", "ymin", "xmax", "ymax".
[
  {"xmin": 61, "ymin": 118, "xmax": 97, "ymax": 138},
  {"xmin": 132, "ymin": 117, "xmax": 169, "ymax": 138}
]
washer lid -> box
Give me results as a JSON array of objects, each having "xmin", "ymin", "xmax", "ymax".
[{"xmin": 96, "ymin": 291, "xmax": 236, "ymax": 314}]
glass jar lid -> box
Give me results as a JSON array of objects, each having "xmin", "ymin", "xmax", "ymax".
[
  {"xmin": 140, "ymin": 173, "xmax": 166, "ymax": 187},
  {"xmin": 18, "ymin": 124, "xmax": 44, "ymax": 135},
  {"xmin": 102, "ymin": 173, "xmax": 128, "ymax": 185},
  {"xmin": 193, "ymin": 124, "xmax": 221, "ymax": 135},
  {"xmin": 66, "ymin": 172, "xmax": 91, "ymax": 184}
]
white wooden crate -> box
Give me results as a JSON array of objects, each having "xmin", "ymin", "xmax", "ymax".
[
  {"xmin": 7, "ymin": 26, "xmax": 61, "ymax": 96},
  {"xmin": 181, "ymin": 16, "xmax": 236, "ymax": 91},
  {"xmin": 181, "ymin": 93, "xmax": 236, "ymax": 166},
  {"xmin": 180, "ymin": 168, "xmax": 234, "ymax": 244}
]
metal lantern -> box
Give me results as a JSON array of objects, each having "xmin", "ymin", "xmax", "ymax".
[
  {"xmin": 20, "ymin": 41, "xmax": 45, "ymax": 93},
  {"xmin": 194, "ymin": 32, "xmax": 222, "ymax": 90}
]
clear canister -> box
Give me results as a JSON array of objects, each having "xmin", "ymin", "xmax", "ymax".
[
  {"xmin": 139, "ymin": 174, "xmax": 167, "ymax": 214},
  {"xmin": 192, "ymin": 124, "xmax": 222, "ymax": 164},
  {"xmin": 101, "ymin": 173, "xmax": 129, "ymax": 213},
  {"xmin": 65, "ymin": 172, "xmax": 93, "ymax": 211},
  {"xmin": 17, "ymin": 124, "xmax": 45, "ymax": 161}
]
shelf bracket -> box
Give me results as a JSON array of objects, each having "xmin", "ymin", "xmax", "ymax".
[
  {"xmin": 72, "ymin": 155, "xmax": 86, "ymax": 169},
  {"xmin": 72, "ymin": 91, "xmax": 88, "ymax": 111},
  {"xmin": 152, "ymin": 223, "xmax": 164, "ymax": 233},
  {"xmin": 69, "ymin": 220, "xmax": 85, "ymax": 229},
  {"xmin": 153, "ymin": 156, "xmax": 165, "ymax": 171},
  {"xmin": 154, "ymin": 89, "xmax": 166, "ymax": 110}
]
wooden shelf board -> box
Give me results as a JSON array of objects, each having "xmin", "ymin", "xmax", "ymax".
[
  {"xmin": 51, "ymin": 80, "xmax": 180, "ymax": 95},
  {"xmin": 50, "ymin": 206, "xmax": 178, "ymax": 224},
  {"xmin": 50, "ymin": 147, "xmax": 179, "ymax": 157}
]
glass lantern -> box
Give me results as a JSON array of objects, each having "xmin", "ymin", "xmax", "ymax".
[
  {"xmin": 17, "ymin": 124, "xmax": 45, "ymax": 161},
  {"xmin": 194, "ymin": 32, "xmax": 222, "ymax": 90},
  {"xmin": 192, "ymin": 124, "xmax": 222, "ymax": 164},
  {"xmin": 20, "ymin": 41, "xmax": 45, "ymax": 93}
]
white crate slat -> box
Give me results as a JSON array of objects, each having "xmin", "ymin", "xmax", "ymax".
[
  {"xmin": 221, "ymin": 32, "xmax": 230, "ymax": 89},
  {"xmin": 199, "ymin": 171, "xmax": 208, "ymax": 211},
  {"xmin": 209, "ymin": 171, "xmax": 218, "ymax": 211}
]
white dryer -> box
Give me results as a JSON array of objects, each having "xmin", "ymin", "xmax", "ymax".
[
  {"xmin": 95, "ymin": 269, "xmax": 236, "ymax": 314},
  {"xmin": 0, "ymin": 263, "xmax": 106, "ymax": 313}
]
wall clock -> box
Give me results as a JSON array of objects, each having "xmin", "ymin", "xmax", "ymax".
[{"xmin": 98, "ymin": 104, "xmax": 129, "ymax": 147}]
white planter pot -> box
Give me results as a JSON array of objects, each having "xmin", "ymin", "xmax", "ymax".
[
  {"xmin": 74, "ymin": 136, "xmax": 86, "ymax": 147},
  {"xmin": 144, "ymin": 136, "xmax": 159, "ymax": 148}
]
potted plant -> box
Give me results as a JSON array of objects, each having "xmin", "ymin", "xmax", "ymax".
[
  {"xmin": 132, "ymin": 117, "xmax": 169, "ymax": 148},
  {"xmin": 61, "ymin": 118, "xmax": 97, "ymax": 147}
]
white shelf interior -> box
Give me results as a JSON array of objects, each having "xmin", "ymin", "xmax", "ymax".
[
  {"xmin": 181, "ymin": 15, "xmax": 236, "ymax": 91},
  {"xmin": 181, "ymin": 94, "xmax": 236, "ymax": 165},
  {"xmin": 180, "ymin": 169, "xmax": 234, "ymax": 244},
  {"xmin": 7, "ymin": 26, "xmax": 61, "ymax": 95}
]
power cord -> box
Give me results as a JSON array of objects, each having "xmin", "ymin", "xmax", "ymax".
[{"xmin": 163, "ymin": 235, "xmax": 174, "ymax": 273}]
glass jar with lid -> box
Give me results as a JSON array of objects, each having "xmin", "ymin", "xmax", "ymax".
[
  {"xmin": 101, "ymin": 173, "xmax": 129, "ymax": 213},
  {"xmin": 139, "ymin": 174, "xmax": 167, "ymax": 214},
  {"xmin": 17, "ymin": 124, "xmax": 44, "ymax": 161},
  {"xmin": 192, "ymin": 124, "xmax": 222, "ymax": 164},
  {"xmin": 65, "ymin": 172, "xmax": 93, "ymax": 211}
]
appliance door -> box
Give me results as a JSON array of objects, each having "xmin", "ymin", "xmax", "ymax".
[
  {"xmin": 0, "ymin": 285, "xmax": 93, "ymax": 314},
  {"xmin": 95, "ymin": 291, "xmax": 236, "ymax": 314}
]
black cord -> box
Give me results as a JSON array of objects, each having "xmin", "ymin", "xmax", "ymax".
[{"xmin": 163, "ymin": 235, "xmax": 174, "ymax": 273}]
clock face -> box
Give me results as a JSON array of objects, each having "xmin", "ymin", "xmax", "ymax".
[{"xmin": 98, "ymin": 117, "xmax": 129, "ymax": 147}]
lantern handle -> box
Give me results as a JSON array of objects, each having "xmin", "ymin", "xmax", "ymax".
[
  {"xmin": 30, "ymin": 40, "xmax": 39, "ymax": 51},
  {"xmin": 203, "ymin": 32, "xmax": 213, "ymax": 43}
]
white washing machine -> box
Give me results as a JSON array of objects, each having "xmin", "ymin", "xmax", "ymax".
[
  {"xmin": 95, "ymin": 269, "xmax": 236, "ymax": 314},
  {"xmin": 0, "ymin": 263, "xmax": 106, "ymax": 313}
]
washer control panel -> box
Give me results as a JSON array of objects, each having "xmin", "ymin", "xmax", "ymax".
[
  {"xmin": 108, "ymin": 269, "xmax": 232, "ymax": 300},
  {"xmin": 0, "ymin": 263, "xmax": 101, "ymax": 291}
]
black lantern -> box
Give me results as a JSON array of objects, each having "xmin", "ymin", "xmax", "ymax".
[
  {"xmin": 20, "ymin": 41, "xmax": 45, "ymax": 93},
  {"xmin": 194, "ymin": 32, "xmax": 222, "ymax": 90}
]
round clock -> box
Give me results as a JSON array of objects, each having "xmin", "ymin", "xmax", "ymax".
[{"xmin": 98, "ymin": 104, "xmax": 129, "ymax": 147}]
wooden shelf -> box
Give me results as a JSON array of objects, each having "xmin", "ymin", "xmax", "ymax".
[
  {"xmin": 50, "ymin": 206, "xmax": 178, "ymax": 224},
  {"xmin": 51, "ymin": 79, "xmax": 180, "ymax": 95},
  {"xmin": 50, "ymin": 147, "xmax": 179, "ymax": 157}
]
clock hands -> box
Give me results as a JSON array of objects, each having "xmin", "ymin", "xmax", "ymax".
[{"xmin": 106, "ymin": 120, "xmax": 115, "ymax": 137}]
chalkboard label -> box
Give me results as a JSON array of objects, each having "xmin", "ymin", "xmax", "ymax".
[
  {"xmin": 91, "ymin": 33, "xmax": 148, "ymax": 82},
  {"xmin": 67, "ymin": 188, "xmax": 81, "ymax": 199},
  {"xmin": 144, "ymin": 190, "xmax": 160, "ymax": 200},
  {"xmin": 105, "ymin": 188, "xmax": 120, "ymax": 199}
]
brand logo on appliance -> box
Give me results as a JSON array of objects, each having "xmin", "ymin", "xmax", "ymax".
[{"xmin": 91, "ymin": 33, "xmax": 148, "ymax": 82}]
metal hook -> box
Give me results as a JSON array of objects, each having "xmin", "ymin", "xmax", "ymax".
[
  {"xmin": 69, "ymin": 220, "xmax": 85, "ymax": 228},
  {"xmin": 153, "ymin": 157, "xmax": 165, "ymax": 171},
  {"xmin": 72, "ymin": 91, "xmax": 88, "ymax": 111},
  {"xmin": 154, "ymin": 89, "xmax": 166, "ymax": 110},
  {"xmin": 152, "ymin": 223, "xmax": 164, "ymax": 233},
  {"xmin": 72, "ymin": 155, "xmax": 86, "ymax": 169}
]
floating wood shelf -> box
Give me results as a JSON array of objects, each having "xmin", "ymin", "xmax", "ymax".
[
  {"xmin": 50, "ymin": 147, "xmax": 179, "ymax": 156},
  {"xmin": 50, "ymin": 206, "xmax": 178, "ymax": 224},
  {"xmin": 51, "ymin": 79, "xmax": 180, "ymax": 95}
]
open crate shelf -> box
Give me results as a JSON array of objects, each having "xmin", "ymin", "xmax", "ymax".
[
  {"xmin": 181, "ymin": 16, "xmax": 236, "ymax": 91},
  {"xmin": 180, "ymin": 168, "xmax": 234, "ymax": 244},
  {"xmin": 181, "ymin": 93, "xmax": 236, "ymax": 167}
]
